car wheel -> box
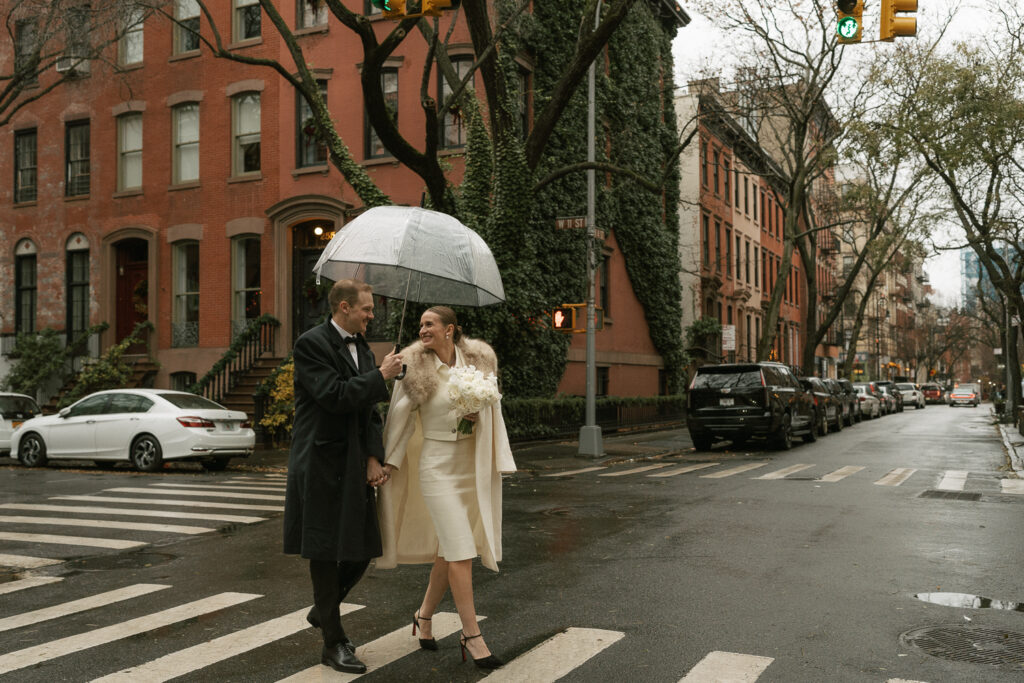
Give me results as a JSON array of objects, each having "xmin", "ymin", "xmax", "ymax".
[
  {"xmin": 18, "ymin": 433, "xmax": 48, "ymax": 468},
  {"xmin": 201, "ymin": 458, "xmax": 231, "ymax": 471},
  {"xmin": 803, "ymin": 414, "xmax": 819, "ymax": 443},
  {"xmin": 692, "ymin": 435, "xmax": 714, "ymax": 451},
  {"xmin": 834, "ymin": 412, "xmax": 843, "ymax": 432},
  {"xmin": 130, "ymin": 434, "xmax": 164, "ymax": 472},
  {"xmin": 776, "ymin": 414, "xmax": 794, "ymax": 450}
]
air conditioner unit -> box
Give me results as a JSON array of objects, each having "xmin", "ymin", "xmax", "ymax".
[{"xmin": 56, "ymin": 57, "xmax": 90, "ymax": 75}]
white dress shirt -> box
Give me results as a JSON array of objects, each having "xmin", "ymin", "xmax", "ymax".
[{"xmin": 330, "ymin": 318, "xmax": 360, "ymax": 368}]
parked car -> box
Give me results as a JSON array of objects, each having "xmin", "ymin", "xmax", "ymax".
[
  {"xmin": 0, "ymin": 392, "xmax": 40, "ymax": 458},
  {"xmin": 799, "ymin": 376, "xmax": 841, "ymax": 436},
  {"xmin": 895, "ymin": 382, "xmax": 926, "ymax": 409},
  {"xmin": 11, "ymin": 389, "xmax": 255, "ymax": 472},
  {"xmin": 852, "ymin": 382, "xmax": 882, "ymax": 419},
  {"xmin": 874, "ymin": 381, "xmax": 904, "ymax": 412},
  {"xmin": 876, "ymin": 385, "xmax": 899, "ymax": 414},
  {"xmin": 826, "ymin": 378, "xmax": 859, "ymax": 426},
  {"xmin": 687, "ymin": 362, "xmax": 817, "ymax": 451},
  {"xmin": 920, "ymin": 383, "xmax": 944, "ymax": 404},
  {"xmin": 949, "ymin": 384, "xmax": 981, "ymax": 408}
]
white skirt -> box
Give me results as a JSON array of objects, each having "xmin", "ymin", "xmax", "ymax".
[{"xmin": 419, "ymin": 436, "xmax": 483, "ymax": 561}]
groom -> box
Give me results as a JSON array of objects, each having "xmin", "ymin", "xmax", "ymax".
[{"xmin": 283, "ymin": 278, "xmax": 403, "ymax": 673}]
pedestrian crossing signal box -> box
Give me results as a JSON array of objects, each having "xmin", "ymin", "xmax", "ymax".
[{"xmin": 552, "ymin": 304, "xmax": 603, "ymax": 333}]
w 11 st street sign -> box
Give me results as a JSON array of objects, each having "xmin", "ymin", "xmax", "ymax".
[{"xmin": 555, "ymin": 216, "xmax": 606, "ymax": 241}]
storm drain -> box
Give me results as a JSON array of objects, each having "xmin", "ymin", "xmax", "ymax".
[
  {"xmin": 901, "ymin": 625, "xmax": 1024, "ymax": 668},
  {"xmin": 919, "ymin": 490, "xmax": 983, "ymax": 502}
]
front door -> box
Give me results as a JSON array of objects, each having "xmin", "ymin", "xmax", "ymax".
[
  {"xmin": 115, "ymin": 239, "xmax": 149, "ymax": 351},
  {"xmin": 293, "ymin": 248, "xmax": 331, "ymax": 341}
]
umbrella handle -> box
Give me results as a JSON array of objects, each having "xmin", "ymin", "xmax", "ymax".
[{"xmin": 394, "ymin": 344, "xmax": 407, "ymax": 380}]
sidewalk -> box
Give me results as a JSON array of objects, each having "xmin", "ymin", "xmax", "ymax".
[
  {"xmin": 239, "ymin": 424, "xmax": 697, "ymax": 473},
  {"xmin": 997, "ymin": 422, "xmax": 1024, "ymax": 476}
]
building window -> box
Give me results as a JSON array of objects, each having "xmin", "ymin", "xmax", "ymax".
[
  {"xmin": 119, "ymin": 9, "xmax": 145, "ymax": 65},
  {"xmin": 744, "ymin": 240, "xmax": 751, "ymax": 283},
  {"xmin": 761, "ymin": 189, "xmax": 766, "ymax": 226},
  {"xmin": 701, "ymin": 142, "xmax": 708, "ymax": 185},
  {"xmin": 15, "ymin": 20, "xmax": 38, "ymax": 86},
  {"xmin": 173, "ymin": 103, "xmax": 200, "ymax": 183},
  {"xmin": 234, "ymin": 0, "xmax": 261, "ymax": 41},
  {"xmin": 439, "ymin": 57, "xmax": 473, "ymax": 149},
  {"xmin": 752, "ymin": 184, "xmax": 758, "ymax": 222},
  {"xmin": 365, "ymin": 69, "xmax": 396, "ymax": 158},
  {"xmin": 14, "ymin": 129, "xmax": 37, "ymax": 203},
  {"xmin": 768, "ymin": 196, "xmax": 774, "ymax": 234},
  {"xmin": 736, "ymin": 235, "xmax": 742, "ymax": 280},
  {"xmin": 734, "ymin": 168, "xmax": 741, "ymax": 206},
  {"xmin": 15, "ymin": 245, "xmax": 37, "ymax": 335},
  {"xmin": 702, "ymin": 215, "xmax": 710, "ymax": 267},
  {"xmin": 232, "ymin": 236, "xmax": 261, "ymax": 338},
  {"xmin": 232, "ymin": 92, "xmax": 261, "ymax": 175},
  {"xmin": 66, "ymin": 245, "xmax": 89, "ymax": 341},
  {"xmin": 599, "ymin": 254, "xmax": 611, "ymax": 315},
  {"xmin": 172, "ymin": 241, "xmax": 200, "ymax": 347},
  {"xmin": 746, "ymin": 314, "xmax": 752, "ymax": 361},
  {"xmin": 754, "ymin": 247, "xmax": 760, "ymax": 288},
  {"xmin": 299, "ymin": 0, "xmax": 329, "ymax": 27},
  {"xmin": 724, "ymin": 160, "xmax": 730, "ymax": 204},
  {"xmin": 596, "ymin": 366, "xmax": 609, "ymax": 397},
  {"xmin": 171, "ymin": 371, "xmax": 197, "ymax": 392},
  {"xmin": 175, "ymin": 0, "xmax": 201, "ymax": 54},
  {"xmin": 725, "ymin": 228, "xmax": 732, "ymax": 278},
  {"xmin": 299, "ymin": 81, "xmax": 329, "ymax": 166},
  {"xmin": 712, "ymin": 150, "xmax": 719, "ymax": 193},
  {"xmin": 117, "ymin": 113, "xmax": 143, "ymax": 191},
  {"xmin": 714, "ymin": 221, "xmax": 721, "ymax": 272},
  {"xmin": 743, "ymin": 176, "xmax": 749, "ymax": 214},
  {"xmin": 65, "ymin": 120, "xmax": 90, "ymax": 196}
]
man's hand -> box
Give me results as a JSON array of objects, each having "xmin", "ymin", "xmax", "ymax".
[
  {"xmin": 379, "ymin": 348, "xmax": 404, "ymax": 380},
  {"xmin": 367, "ymin": 456, "xmax": 390, "ymax": 487}
]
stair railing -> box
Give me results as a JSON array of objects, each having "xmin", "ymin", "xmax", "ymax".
[{"xmin": 190, "ymin": 314, "xmax": 280, "ymax": 404}]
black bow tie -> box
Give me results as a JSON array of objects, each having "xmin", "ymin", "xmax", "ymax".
[{"xmin": 343, "ymin": 335, "xmax": 360, "ymax": 345}]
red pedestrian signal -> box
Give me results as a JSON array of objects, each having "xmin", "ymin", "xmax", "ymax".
[{"xmin": 552, "ymin": 307, "xmax": 576, "ymax": 332}]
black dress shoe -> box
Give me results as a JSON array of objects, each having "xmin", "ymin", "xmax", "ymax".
[{"xmin": 321, "ymin": 642, "xmax": 367, "ymax": 674}]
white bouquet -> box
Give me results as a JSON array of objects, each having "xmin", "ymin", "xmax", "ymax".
[{"xmin": 446, "ymin": 365, "xmax": 502, "ymax": 435}]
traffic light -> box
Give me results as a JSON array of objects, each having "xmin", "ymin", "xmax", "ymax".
[
  {"xmin": 370, "ymin": 0, "xmax": 394, "ymax": 10},
  {"xmin": 879, "ymin": 0, "xmax": 917, "ymax": 41},
  {"xmin": 836, "ymin": 0, "xmax": 863, "ymax": 44},
  {"xmin": 552, "ymin": 306, "xmax": 576, "ymax": 332},
  {"xmin": 381, "ymin": 0, "xmax": 456, "ymax": 19}
]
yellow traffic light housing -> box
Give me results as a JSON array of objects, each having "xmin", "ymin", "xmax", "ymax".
[
  {"xmin": 383, "ymin": 0, "xmax": 453, "ymax": 19},
  {"xmin": 552, "ymin": 306, "xmax": 576, "ymax": 332},
  {"xmin": 880, "ymin": 0, "xmax": 917, "ymax": 41},
  {"xmin": 836, "ymin": 0, "xmax": 863, "ymax": 44}
]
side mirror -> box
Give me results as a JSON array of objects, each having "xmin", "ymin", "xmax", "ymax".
[{"xmin": 59, "ymin": 408, "xmax": 70, "ymax": 418}]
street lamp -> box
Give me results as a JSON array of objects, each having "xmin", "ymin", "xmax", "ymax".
[{"xmin": 875, "ymin": 294, "xmax": 888, "ymax": 381}]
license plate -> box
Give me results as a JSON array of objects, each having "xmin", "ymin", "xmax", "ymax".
[
  {"xmin": 719, "ymin": 398, "xmax": 734, "ymax": 406},
  {"xmin": 219, "ymin": 422, "xmax": 237, "ymax": 431},
  {"xmin": 12, "ymin": 421, "xmax": 22, "ymax": 429}
]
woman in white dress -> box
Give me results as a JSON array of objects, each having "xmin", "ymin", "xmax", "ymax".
[{"xmin": 378, "ymin": 306, "xmax": 516, "ymax": 670}]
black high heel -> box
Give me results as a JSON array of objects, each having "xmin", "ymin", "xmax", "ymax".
[
  {"xmin": 412, "ymin": 611, "xmax": 438, "ymax": 651},
  {"xmin": 460, "ymin": 632, "xmax": 503, "ymax": 670}
]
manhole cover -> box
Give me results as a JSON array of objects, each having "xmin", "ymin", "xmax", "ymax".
[
  {"xmin": 902, "ymin": 625, "xmax": 1024, "ymax": 668},
  {"xmin": 66, "ymin": 551, "xmax": 176, "ymax": 572}
]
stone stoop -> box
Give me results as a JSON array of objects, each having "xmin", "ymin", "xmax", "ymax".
[{"xmin": 216, "ymin": 356, "xmax": 286, "ymax": 420}]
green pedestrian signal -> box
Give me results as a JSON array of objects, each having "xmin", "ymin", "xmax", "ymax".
[
  {"xmin": 836, "ymin": 0, "xmax": 863, "ymax": 43},
  {"xmin": 837, "ymin": 15, "xmax": 859, "ymax": 39},
  {"xmin": 371, "ymin": 0, "xmax": 393, "ymax": 10}
]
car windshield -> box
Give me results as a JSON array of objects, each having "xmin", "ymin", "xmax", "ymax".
[
  {"xmin": 692, "ymin": 370, "xmax": 762, "ymax": 389},
  {"xmin": 0, "ymin": 396, "xmax": 39, "ymax": 416},
  {"xmin": 157, "ymin": 393, "xmax": 228, "ymax": 410},
  {"xmin": 896, "ymin": 383, "xmax": 914, "ymax": 390}
]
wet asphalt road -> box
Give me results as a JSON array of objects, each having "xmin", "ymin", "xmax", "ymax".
[{"xmin": 0, "ymin": 404, "xmax": 1022, "ymax": 682}]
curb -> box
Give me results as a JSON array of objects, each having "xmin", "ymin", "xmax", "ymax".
[{"xmin": 997, "ymin": 423, "xmax": 1024, "ymax": 476}]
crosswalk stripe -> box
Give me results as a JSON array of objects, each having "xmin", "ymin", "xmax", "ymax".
[
  {"xmin": 887, "ymin": 679, "xmax": 930, "ymax": 682},
  {"xmin": 103, "ymin": 487, "xmax": 285, "ymax": 501},
  {"xmin": 54, "ymin": 495, "xmax": 283, "ymax": 511},
  {"xmin": 542, "ymin": 467, "xmax": 607, "ymax": 477},
  {"xmin": 818, "ymin": 465, "xmax": 864, "ymax": 483},
  {"xmin": 146, "ymin": 483, "xmax": 286, "ymax": 492},
  {"xmin": 0, "ymin": 576, "xmax": 62, "ymax": 596},
  {"xmin": 648, "ymin": 463, "xmax": 720, "ymax": 478},
  {"xmin": 936, "ymin": 470, "xmax": 968, "ymax": 491},
  {"xmin": 0, "ymin": 503, "xmax": 265, "ymax": 524},
  {"xmin": 0, "ymin": 584, "xmax": 170, "ymax": 633},
  {"xmin": 599, "ymin": 464, "xmax": 672, "ymax": 477},
  {"xmin": 275, "ymin": 610, "xmax": 467, "ymax": 682},
  {"xmin": 756, "ymin": 464, "xmax": 814, "ymax": 480},
  {"xmin": 0, "ymin": 592, "xmax": 261, "ymax": 675},
  {"xmin": 484, "ymin": 627, "xmax": 624, "ymax": 682},
  {"xmin": 874, "ymin": 468, "xmax": 917, "ymax": 486},
  {"xmin": 1001, "ymin": 479, "xmax": 1024, "ymax": 494},
  {"xmin": 678, "ymin": 650, "xmax": 774, "ymax": 682},
  {"xmin": 700, "ymin": 462, "xmax": 768, "ymax": 479},
  {"xmin": 0, "ymin": 531, "xmax": 145, "ymax": 550},
  {"xmin": 0, "ymin": 516, "xmax": 215, "ymax": 535},
  {"xmin": 0, "ymin": 553, "xmax": 63, "ymax": 569}
]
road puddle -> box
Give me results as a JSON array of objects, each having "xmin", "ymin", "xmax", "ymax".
[{"xmin": 915, "ymin": 592, "xmax": 1024, "ymax": 613}]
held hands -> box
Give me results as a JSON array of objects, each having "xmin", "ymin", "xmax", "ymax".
[
  {"xmin": 367, "ymin": 457, "xmax": 391, "ymax": 487},
  {"xmin": 379, "ymin": 348, "xmax": 404, "ymax": 380}
]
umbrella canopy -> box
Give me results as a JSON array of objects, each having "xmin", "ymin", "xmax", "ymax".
[{"xmin": 312, "ymin": 206, "xmax": 505, "ymax": 307}]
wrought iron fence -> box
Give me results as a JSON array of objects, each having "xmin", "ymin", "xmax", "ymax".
[{"xmin": 190, "ymin": 315, "xmax": 279, "ymax": 404}]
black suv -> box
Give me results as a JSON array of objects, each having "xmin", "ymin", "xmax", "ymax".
[{"xmin": 687, "ymin": 362, "xmax": 816, "ymax": 451}]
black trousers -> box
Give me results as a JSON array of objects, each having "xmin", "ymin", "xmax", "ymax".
[{"xmin": 309, "ymin": 559, "xmax": 370, "ymax": 647}]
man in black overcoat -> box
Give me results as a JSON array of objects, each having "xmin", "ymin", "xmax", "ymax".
[{"xmin": 284, "ymin": 278, "xmax": 403, "ymax": 674}]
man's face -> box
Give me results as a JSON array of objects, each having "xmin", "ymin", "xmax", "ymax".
[{"xmin": 336, "ymin": 290, "xmax": 374, "ymax": 335}]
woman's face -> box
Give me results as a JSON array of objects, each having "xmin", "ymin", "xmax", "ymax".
[{"xmin": 419, "ymin": 311, "xmax": 451, "ymax": 351}]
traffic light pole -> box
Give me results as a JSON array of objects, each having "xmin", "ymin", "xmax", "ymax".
[{"xmin": 578, "ymin": 0, "xmax": 604, "ymax": 458}]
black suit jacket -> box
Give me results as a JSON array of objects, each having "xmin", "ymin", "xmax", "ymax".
[{"xmin": 283, "ymin": 320, "xmax": 389, "ymax": 561}]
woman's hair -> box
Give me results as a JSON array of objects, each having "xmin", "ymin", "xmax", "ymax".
[{"xmin": 425, "ymin": 305, "xmax": 463, "ymax": 342}]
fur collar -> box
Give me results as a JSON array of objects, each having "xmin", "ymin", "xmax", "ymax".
[{"xmin": 397, "ymin": 337, "xmax": 498, "ymax": 407}]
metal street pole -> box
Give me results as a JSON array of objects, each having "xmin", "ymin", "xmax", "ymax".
[{"xmin": 578, "ymin": 0, "xmax": 604, "ymax": 457}]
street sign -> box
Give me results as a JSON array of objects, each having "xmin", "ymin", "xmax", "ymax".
[
  {"xmin": 722, "ymin": 324, "xmax": 736, "ymax": 351},
  {"xmin": 555, "ymin": 216, "xmax": 587, "ymax": 230}
]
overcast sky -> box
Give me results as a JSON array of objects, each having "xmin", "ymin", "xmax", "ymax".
[{"xmin": 671, "ymin": 1, "xmax": 994, "ymax": 307}]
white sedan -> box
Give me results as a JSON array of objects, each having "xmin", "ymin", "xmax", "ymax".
[
  {"xmin": 1, "ymin": 392, "xmax": 41, "ymax": 457},
  {"xmin": 895, "ymin": 382, "xmax": 926, "ymax": 409},
  {"xmin": 12, "ymin": 389, "xmax": 254, "ymax": 472}
]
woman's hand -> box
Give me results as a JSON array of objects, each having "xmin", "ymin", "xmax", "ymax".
[
  {"xmin": 463, "ymin": 412, "xmax": 479, "ymax": 423},
  {"xmin": 367, "ymin": 457, "xmax": 390, "ymax": 487}
]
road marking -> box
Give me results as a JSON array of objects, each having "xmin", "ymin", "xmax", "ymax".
[
  {"xmin": 678, "ymin": 650, "xmax": 774, "ymax": 682},
  {"xmin": 818, "ymin": 466, "xmax": 864, "ymax": 483},
  {"xmin": 103, "ymin": 487, "xmax": 285, "ymax": 501},
  {"xmin": 276, "ymin": 610, "xmax": 467, "ymax": 682},
  {"xmin": 1001, "ymin": 479, "xmax": 1024, "ymax": 494},
  {"xmin": 0, "ymin": 591, "xmax": 260, "ymax": 675},
  {"xmin": 874, "ymin": 468, "xmax": 917, "ymax": 487},
  {"xmin": 701, "ymin": 462, "xmax": 769, "ymax": 479},
  {"xmin": 145, "ymin": 483, "xmax": 286, "ymax": 492},
  {"xmin": 485, "ymin": 627, "xmax": 624, "ymax": 683},
  {"xmin": 0, "ymin": 531, "xmax": 144, "ymax": 550},
  {"xmin": 0, "ymin": 584, "xmax": 170, "ymax": 633},
  {"xmin": 0, "ymin": 516, "xmax": 215, "ymax": 535},
  {"xmin": 756, "ymin": 464, "xmax": 814, "ymax": 480},
  {"xmin": 0, "ymin": 576, "xmax": 62, "ymax": 596},
  {"xmin": 648, "ymin": 463, "xmax": 720, "ymax": 478},
  {"xmin": 0, "ymin": 503, "xmax": 265, "ymax": 524},
  {"xmin": 93, "ymin": 604, "xmax": 360, "ymax": 683},
  {"xmin": 887, "ymin": 679, "xmax": 930, "ymax": 683},
  {"xmin": 0, "ymin": 553, "xmax": 62, "ymax": 569},
  {"xmin": 54, "ymin": 495, "xmax": 283, "ymax": 511},
  {"xmin": 936, "ymin": 470, "xmax": 968, "ymax": 491},
  {"xmin": 599, "ymin": 464, "xmax": 672, "ymax": 477},
  {"xmin": 542, "ymin": 467, "xmax": 607, "ymax": 477}
]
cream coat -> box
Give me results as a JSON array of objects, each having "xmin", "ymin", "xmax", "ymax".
[{"xmin": 377, "ymin": 338, "xmax": 516, "ymax": 572}]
